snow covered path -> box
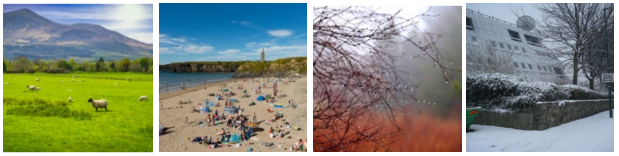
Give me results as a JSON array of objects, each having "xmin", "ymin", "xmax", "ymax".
[{"xmin": 467, "ymin": 110, "xmax": 614, "ymax": 152}]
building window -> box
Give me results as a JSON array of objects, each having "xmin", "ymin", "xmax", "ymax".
[
  {"xmin": 514, "ymin": 62, "xmax": 519, "ymax": 68},
  {"xmin": 508, "ymin": 29, "xmax": 521, "ymax": 42},
  {"xmin": 507, "ymin": 44, "xmax": 512, "ymax": 50},
  {"xmin": 543, "ymin": 66, "xmax": 547, "ymax": 71},
  {"xmin": 514, "ymin": 46, "xmax": 519, "ymax": 50},
  {"xmin": 537, "ymin": 65, "xmax": 541, "ymax": 71},
  {"xmin": 528, "ymin": 64, "xmax": 533, "ymax": 69},
  {"xmin": 499, "ymin": 42, "xmax": 504, "ymax": 49},
  {"xmin": 521, "ymin": 63, "xmax": 526, "ymax": 69},
  {"xmin": 472, "ymin": 36, "xmax": 477, "ymax": 42},
  {"xmin": 466, "ymin": 17, "xmax": 474, "ymax": 30},
  {"xmin": 524, "ymin": 34, "xmax": 541, "ymax": 46},
  {"xmin": 490, "ymin": 40, "xmax": 496, "ymax": 47},
  {"xmin": 522, "ymin": 48, "xmax": 526, "ymax": 53}
]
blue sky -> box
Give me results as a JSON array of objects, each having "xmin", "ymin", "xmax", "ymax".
[
  {"xmin": 159, "ymin": 3, "xmax": 307, "ymax": 64},
  {"xmin": 3, "ymin": 4, "xmax": 153, "ymax": 44}
]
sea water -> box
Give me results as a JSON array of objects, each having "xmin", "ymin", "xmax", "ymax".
[{"xmin": 159, "ymin": 72, "xmax": 235, "ymax": 93}]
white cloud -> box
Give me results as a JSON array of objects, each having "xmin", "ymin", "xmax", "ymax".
[
  {"xmin": 124, "ymin": 32, "xmax": 153, "ymax": 43},
  {"xmin": 231, "ymin": 21, "xmax": 252, "ymax": 26},
  {"xmin": 268, "ymin": 29, "xmax": 293, "ymax": 38},
  {"xmin": 160, "ymin": 34, "xmax": 213, "ymax": 54},
  {"xmin": 38, "ymin": 4, "xmax": 153, "ymax": 21},
  {"xmin": 245, "ymin": 41, "xmax": 276, "ymax": 48},
  {"xmin": 218, "ymin": 49, "xmax": 241, "ymax": 54}
]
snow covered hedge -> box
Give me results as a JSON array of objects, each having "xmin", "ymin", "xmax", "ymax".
[{"xmin": 467, "ymin": 73, "xmax": 608, "ymax": 111}]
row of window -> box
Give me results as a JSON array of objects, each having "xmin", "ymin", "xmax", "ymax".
[
  {"xmin": 466, "ymin": 17, "xmax": 542, "ymax": 47},
  {"xmin": 513, "ymin": 62, "xmax": 556, "ymax": 73},
  {"xmin": 487, "ymin": 39, "xmax": 527, "ymax": 53}
]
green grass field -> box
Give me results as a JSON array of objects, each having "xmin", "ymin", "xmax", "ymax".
[{"xmin": 3, "ymin": 72, "xmax": 153, "ymax": 152}]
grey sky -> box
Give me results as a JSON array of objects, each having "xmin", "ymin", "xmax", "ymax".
[{"xmin": 466, "ymin": 3, "xmax": 542, "ymax": 25}]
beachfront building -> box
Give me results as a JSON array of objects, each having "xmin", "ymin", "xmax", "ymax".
[{"xmin": 466, "ymin": 9, "xmax": 566, "ymax": 82}]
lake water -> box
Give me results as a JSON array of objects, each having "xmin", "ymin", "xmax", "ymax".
[{"xmin": 159, "ymin": 72, "xmax": 235, "ymax": 93}]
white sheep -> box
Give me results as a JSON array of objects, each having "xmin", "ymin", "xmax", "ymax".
[
  {"xmin": 138, "ymin": 96, "xmax": 148, "ymax": 101},
  {"xmin": 26, "ymin": 85, "xmax": 37, "ymax": 91},
  {"xmin": 72, "ymin": 79, "xmax": 75, "ymax": 82},
  {"xmin": 35, "ymin": 77, "xmax": 40, "ymax": 82},
  {"xmin": 88, "ymin": 98, "xmax": 108, "ymax": 111},
  {"xmin": 35, "ymin": 87, "xmax": 41, "ymax": 91},
  {"xmin": 5, "ymin": 82, "xmax": 9, "ymax": 85},
  {"xmin": 68, "ymin": 97, "xmax": 73, "ymax": 103},
  {"xmin": 114, "ymin": 83, "xmax": 119, "ymax": 86}
]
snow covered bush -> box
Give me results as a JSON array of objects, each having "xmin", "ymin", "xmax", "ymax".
[{"xmin": 467, "ymin": 73, "xmax": 608, "ymax": 111}]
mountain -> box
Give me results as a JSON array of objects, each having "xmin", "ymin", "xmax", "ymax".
[{"xmin": 3, "ymin": 8, "xmax": 152, "ymax": 61}]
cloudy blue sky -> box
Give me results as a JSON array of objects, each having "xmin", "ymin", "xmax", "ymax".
[
  {"xmin": 159, "ymin": 3, "xmax": 307, "ymax": 64},
  {"xmin": 3, "ymin": 4, "xmax": 153, "ymax": 44}
]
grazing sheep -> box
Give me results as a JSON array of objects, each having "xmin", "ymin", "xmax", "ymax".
[
  {"xmin": 114, "ymin": 83, "xmax": 119, "ymax": 86},
  {"xmin": 35, "ymin": 87, "xmax": 41, "ymax": 91},
  {"xmin": 35, "ymin": 77, "xmax": 40, "ymax": 82},
  {"xmin": 72, "ymin": 79, "xmax": 75, "ymax": 82},
  {"xmin": 87, "ymin": 98, "xmax": 108, "ymax": 111},
  {"xmin": 138, "ymin": 96, "xmax": 148, "ymax": 101},
  {"xmin": 61, "ymin": 81, "xmax": 64, "ymax": 84},
  {"xmin": 5, "ymin": 82, "xmax": 9, "ymax": 85},
  {"xmin": 68, "ymin": 97, "xmax": 73, "ymax": 103},
  {"xmin": 26, "ymin": 85, "xmax": 37, "ymax": 91}
]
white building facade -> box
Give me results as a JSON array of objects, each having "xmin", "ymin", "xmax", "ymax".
[{"xmin": 466, "ymin": 9, "xmax": 565, "ymax": 82}]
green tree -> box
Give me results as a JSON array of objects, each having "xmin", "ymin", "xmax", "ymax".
[
  {"xmin": 109, "ymin": 62, "xmax": 117, "ymax": 72},
  {"xmin": 139, "ymin": 57, "xmax": 149, "ymax": 72},
  {"xmin": 12, "ymin": 56, "xmax": 33, "ymax": 72},
  {"xmin": 120, "ymin": 58, "xmax": 131, "ymax": 72},
  {"xmin": 3, "ymin": 57, "xmax": 7, "ymax": 72},
  {"xmin": 96, "ymin": 56, "xmax": 105, "ymax": 71}
]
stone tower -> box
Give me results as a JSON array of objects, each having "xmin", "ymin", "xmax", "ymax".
[{"xmin": 261, "ymin": 47, "xmax": 265, "ymax": 62}]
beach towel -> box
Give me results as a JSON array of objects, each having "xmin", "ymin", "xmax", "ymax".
[
  {"xmin": 225, "ymin": 107, "xmax": 238, "ymax": 114},
  {"xmin": 270, "ymin": 103, "xmax": 289, "ymax": 108}
]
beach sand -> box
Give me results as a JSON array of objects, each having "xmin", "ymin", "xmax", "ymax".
[{"xmin": 159, "ymin": 77, "xmax": 307, "ymax": 152}]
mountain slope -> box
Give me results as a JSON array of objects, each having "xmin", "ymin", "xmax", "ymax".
[{"xmin": 3, "ymin": 8, "xmax": 152, "ymax": 61}]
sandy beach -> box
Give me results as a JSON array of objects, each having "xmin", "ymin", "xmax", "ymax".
[{"xmin": 159, "ymin": 76, "xmax": 307, "ymax": 152}]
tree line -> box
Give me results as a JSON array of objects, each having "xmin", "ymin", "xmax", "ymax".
[{"xmin": 3, "ymin": 56, "xmax": 153, "ymax": 73}]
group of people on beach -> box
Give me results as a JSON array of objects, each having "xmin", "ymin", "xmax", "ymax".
[{"xmin": 177, "ymin": 77, "xmax": 307, "ymax": 151}]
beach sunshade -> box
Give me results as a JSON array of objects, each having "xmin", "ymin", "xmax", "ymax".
[
  {"xmin": 206, "ymin": 102, "xmax": 216, "ymax": 107},
  {"xmin": 256, "ymin": 95, "xmax": 265, "ymax": 101},
  {"xmin": 223, "ymin": 88, "xmax": 229, "ymax": 92},
  {"xmin": 200, "ymin": 106, "xmax": 211, "ymax": 113}
]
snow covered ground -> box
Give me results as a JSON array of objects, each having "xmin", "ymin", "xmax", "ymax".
[{"xmin": 467, "ymin": 110, "xmax": 614, "ymax": 152}]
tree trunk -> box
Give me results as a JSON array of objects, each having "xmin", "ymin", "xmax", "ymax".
[
  {"xmin": 588, "ymin": 77, "xmax": 595, "ymax": 90},
  {"xmin": 572, "ymin": 56, "xmax": 579, "ymax": 84}
]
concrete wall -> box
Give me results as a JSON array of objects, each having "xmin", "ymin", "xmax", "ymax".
[{"xmin": 472, "ymin": 99, "xmax": 610, "ymax": 130}]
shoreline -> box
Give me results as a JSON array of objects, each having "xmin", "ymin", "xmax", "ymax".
[{"xmin": 159, "ymin": 78, "xmax": 240, "ymax": 100}]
